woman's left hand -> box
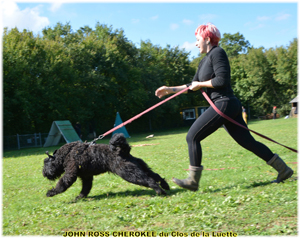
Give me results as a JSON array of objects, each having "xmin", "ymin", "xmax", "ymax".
[{"xmin": 190, "ymin": 81, "xmax": 202, "ymax": 91}]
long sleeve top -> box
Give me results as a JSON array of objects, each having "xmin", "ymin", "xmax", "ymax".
[{"xmin": 188, "ymin": 46, "xmax": 234, "ymax": 101}]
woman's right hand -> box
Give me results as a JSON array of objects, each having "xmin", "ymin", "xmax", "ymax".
[{"xmin": 155, "ymin": 86, "xmax": 170, "ymax": 99}]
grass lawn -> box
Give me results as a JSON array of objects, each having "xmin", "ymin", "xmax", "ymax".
[{"xmin": 2, "ymin": 118, "xmax": 298, "ymax": 236}]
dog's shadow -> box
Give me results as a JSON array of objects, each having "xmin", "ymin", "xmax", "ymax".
[
  {"xmin": 67, "ymin": 177, "xmax": 299, "ymax": 203},
  {"xmin": 68, "ymin": 188, "xmax": 186, "ymax": 203}
]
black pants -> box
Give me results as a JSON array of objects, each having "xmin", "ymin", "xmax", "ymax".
[{"xmin": 186, "ymin": 96, "xmax": 274, "ymax": 167}]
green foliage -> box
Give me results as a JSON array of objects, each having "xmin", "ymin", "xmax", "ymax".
[
  {"xmin": 233, "ymin": 40, "xmax": 297, "ymax": 116},
  {"xmin": 3, "ymin": 118, "xmax": 297, "ymax": 235},
  {"xmin": 3, "ymin": 23, "xmax": 194, "ymax": 137},
  {"xmin": 3, "ymin": 25, "xmax": 297, "ymax": 137},
  {"xmin": 219, "ymin": 32, "xmax": 250, "ymax": 58}
]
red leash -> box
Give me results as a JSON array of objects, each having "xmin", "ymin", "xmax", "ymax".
[
  {"xmin": 93, "ymin": 86, "xmax": 297, "ymax": 153},
  {"xmin": 200, "ymin": 89, "xmax": 298, "ymax": 153}
]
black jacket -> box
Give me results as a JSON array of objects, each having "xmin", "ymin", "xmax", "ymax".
[{"xmin": 188, "ymin": 46, "xmax": 234, "ymax": 101}]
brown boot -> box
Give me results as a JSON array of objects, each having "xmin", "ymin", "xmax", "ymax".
[
  {"xmin": 172, "ymin": 165, "xmax": 203, "ymax": 191},
  {"xmin": 267, "ymin": 154, "xmax": 294, "ymax": 183}
]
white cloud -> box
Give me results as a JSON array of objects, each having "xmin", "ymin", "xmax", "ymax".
[
  {"xmin": 275, "ymin": 13, "xmax": 291, "ymax": 21},
  {"xmin": 183, "ymin": 19, "xmax": 193, "ymax": 25},
  {"xmin": 170, "ymin": 23, "xmax": 179, "ymax": 30},
  {"xmin": 49, "ymin": 2, "xmax": 63, "ymax": 12},
  {"xmin": 199, "ymin": 14, "xmax": 217, "ymax": 22},
  {"xmin": 244, "ymin": 21, "xmax": 252, "ymax": 27},
  {"xmin": 257, "ymin": 16, "xmax": 270, "ymax": 21},
  {"xmin": 181, "ymin": 41, "xmax": 196, "ymax": 51},
  {"xmin": 150, "ymin": 15, "xmax": 159, "ymax": 20},
  {"xmin": 256, "ymin": 13, "xmax": 291, "ymax": 22},
  {"xmin": 131, "ymin": 18, "xmax": 140, "ymax": 24},
  {"xmin": 250, "ymin": 23, "xmax": 265, "ymax": 30},
  {"xmin": 2, "ymin": 0, "xmax": 50, "ymax": 32}
]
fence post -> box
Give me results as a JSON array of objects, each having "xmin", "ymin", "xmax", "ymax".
[
  {"xmin": 34, "ymin": 133, "xmax": 37, "ymax": 147},
  {"xmin": 17, "ymin": 134, "xmax": 20, "ymax": 150},
  {"xmin": 39, "ymin": 133, "xmax": 42, "ymax": 147}
]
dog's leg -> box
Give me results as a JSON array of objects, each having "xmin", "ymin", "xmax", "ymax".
[
  {"xmin": 46, "ymin": 172, "xmax": 77, "ymax": 197},
  {"xmin": 113, "ymin": 163, "xmax": 167, "ymax": 195},
  {"xmin": 135, "ymin": 158, "xmax": 170, "ymax": 191},
  {"xmin": 76, "ymin": 176, "xmax": 93, "ymax": 199}
]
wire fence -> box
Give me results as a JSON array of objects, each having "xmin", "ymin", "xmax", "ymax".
[{"xmin": 3, "ymin": 133, "xmax": 64, "ymax": 151}]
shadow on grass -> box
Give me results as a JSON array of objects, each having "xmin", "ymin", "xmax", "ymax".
[
  {"xmin": 245, "ymin": 181, "xmax": 272, "ymax": 189},
  {"xmin": 68, "ymin": 187, "xmax": 186, "ymax": 203},
  {"xmin": 201, "ymin": 181, "xmax": 273, "ymax": 194},
  {"xmin": 202, "ymin": 178, "xmax": 297, "ymax": 195},
  {"xmin": 66, "ymin": 177, "xmax": 298, "ymax": 203}
]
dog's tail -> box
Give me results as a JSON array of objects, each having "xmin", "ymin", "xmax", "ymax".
[{"xmin": 109, "ymin": 133, "xmax": 131, "ymax": 156}]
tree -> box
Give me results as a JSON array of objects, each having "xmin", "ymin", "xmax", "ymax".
[
  {"xmin": 264, "ymin": 38, "xmax": 298, "ymax": 115},
  {"xmin": 3, "ymin": 28, "xmax": 48, "ymax": 135},
  {"xmin": 3, "ymin": 23, "xmax": 297, "ymax": 138},
  {"xmin": 135, "ymin": 40, "xmax": 195, "ymax": 130},
  {"xmin": 219, "ymin": 32, "xmax": 250, "ymax": 58},
  {"xmin": 233, "ymin": 40, "xmax": 297, "ymax": 117}
]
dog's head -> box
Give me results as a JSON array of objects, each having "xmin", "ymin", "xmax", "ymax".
[{"xmin": 42, "ymin": 150, "xmax": 64, "ymax": 180}]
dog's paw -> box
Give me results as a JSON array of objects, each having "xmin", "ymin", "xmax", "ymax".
[
  {"xmin": 160, "ymin": 179, "xmax": 170, "ymax": 190},
  {"xmin": 75, "ymin": 194, "xmax": 87, "ymax": 200},
  {"xmin": 46, "ymin": 189, "xmax": 56, "ymax": 197},
  {"xmin": 155, "ymin": 188, "xmax": 167, "ymax": 196}
]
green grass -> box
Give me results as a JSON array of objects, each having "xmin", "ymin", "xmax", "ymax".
[{"xmin": 3, "ymin": 118, "xmax": 298, "ymax": 236}]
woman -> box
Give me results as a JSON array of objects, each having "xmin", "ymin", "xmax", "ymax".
[
  {"xmin": 242, "ymin": 106, "xmax": 247, "ymax": 124},
  {"xmin": 273, "ymin": 106, "xmax": 277, "ymax": 119},
  {"xmin": 155, "ymin": 23, "xmax": 293, "ymax": 191}
]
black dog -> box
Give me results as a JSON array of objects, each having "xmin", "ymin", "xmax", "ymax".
[{"xmin": 42, "ymin": 133, "xmax": 169, "ymax": 199}]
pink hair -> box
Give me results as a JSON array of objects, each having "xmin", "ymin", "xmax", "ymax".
[{"xmin": 195, "ymin": 23, "xmax": 221, "ymax": 46}]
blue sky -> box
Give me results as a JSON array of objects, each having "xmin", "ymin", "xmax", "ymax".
[{"xmin": 1, "ymin": 0, "xmax": 298, "ymax": 59}]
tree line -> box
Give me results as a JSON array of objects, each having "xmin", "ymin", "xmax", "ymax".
[{"xmin": 3, "ymin": 23, "xmax": 297, "ymax": 138}]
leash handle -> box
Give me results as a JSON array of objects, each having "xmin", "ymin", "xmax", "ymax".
[
  {"xmin": 100, "ymin": 86, "xmax": 191, "ymax": 139},
  {"xmin": 200, "ymin": 89, "xmax": 298, "ymax": 153}
]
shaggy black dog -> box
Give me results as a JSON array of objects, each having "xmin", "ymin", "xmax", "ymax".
[{"xmin": 42, "ymin": 133, "xmax": 169, "ymax": 199}]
